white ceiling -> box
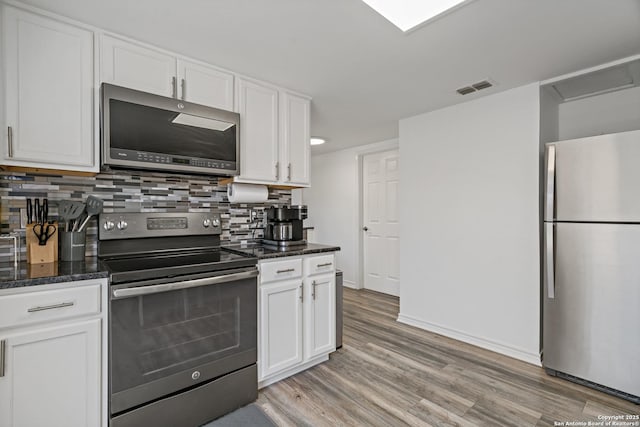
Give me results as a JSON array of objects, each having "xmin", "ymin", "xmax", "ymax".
[{"xmin": 16, "ymin": 0, "xmax": 640, "ymax": 154}]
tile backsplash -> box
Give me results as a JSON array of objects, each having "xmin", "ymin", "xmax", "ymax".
[{"xmin": 0, "ymin": 169, "xmax": 290, "ymax": 263}]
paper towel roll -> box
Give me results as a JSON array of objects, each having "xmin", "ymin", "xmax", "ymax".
[{"xmin": 227, "ymin": 183, "xmax": 269, "ymax": 203}]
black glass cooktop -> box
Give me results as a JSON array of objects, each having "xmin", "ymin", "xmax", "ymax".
[{"xmin": 103, "ymin": 248, "xmax": 257, "ymax": 284}]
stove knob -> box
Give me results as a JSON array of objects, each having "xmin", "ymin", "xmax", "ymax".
[
  {"xmin": 203, "ymin": 218, "xmax": 211, "ymax": 228},
  {"xmin": 103, "ymin": 220, "xmax": 115, "ymax": 231},
  {"xmin": 212, "ymin": 218, "xmax": 220, "ymax": 227},
  {"xmin": 117, "ymin": 220, "xmax": 128, "ymax": 230}
]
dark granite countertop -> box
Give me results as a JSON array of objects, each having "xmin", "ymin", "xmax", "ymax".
[
  {"xmin": 0, "ymin": 257, "xmax": 109, "ymax": 290},
  {"xmin": 223, "ymin": 242, "xmax": 340, "ymax": 260}
]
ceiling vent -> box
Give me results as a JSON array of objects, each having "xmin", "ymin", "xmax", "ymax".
[{"xmin": 456, "ymin": 79, "xmax": 494, "ymax": 95}]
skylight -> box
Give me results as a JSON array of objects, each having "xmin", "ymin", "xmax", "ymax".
[{"xmin": 361, "ymin": 0, "xmax": 471, "ymax": 32}]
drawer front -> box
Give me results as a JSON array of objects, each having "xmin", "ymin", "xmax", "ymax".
[
  {"xmin": 304, "ymin": 254, "xmax": 335, "ymax": 276},
  {"xmin": 0, "ymin": 282, "xmax": 101, "ymax": 329},
  {"xmin": 260, "ymin": 258, "xmax": 303, "ymax": 284}
]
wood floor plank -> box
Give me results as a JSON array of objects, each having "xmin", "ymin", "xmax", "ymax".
[{"xmin": 257, "ymin": 288, "xmax": 639, "ymax": 426}]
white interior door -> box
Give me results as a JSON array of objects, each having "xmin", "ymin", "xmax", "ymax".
[{"xmin": 362, "ymin": 149, "xmax": 400, "ymax": 296}]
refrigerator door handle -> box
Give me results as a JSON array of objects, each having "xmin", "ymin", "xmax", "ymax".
[
  {"xmin": 545, "ymin": 223, "xmax": 555, "ymax": 299},
  {"xmin": 545, "ymin": 145, "xmax": 556, "ymax": 221}
]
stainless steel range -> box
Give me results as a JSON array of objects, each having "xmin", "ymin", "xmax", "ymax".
[{"xmin": 98, "ymin": 212, "xmax": 258, "ymax": 427}]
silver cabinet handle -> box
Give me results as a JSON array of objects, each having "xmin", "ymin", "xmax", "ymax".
[
  {"xmin": 545, "ymin": 145, "xmax": 556, "ymax": 221},
  {"xmin": 545, "ymin": 223, "xmax": 555, "ymax": 299},
  {"xmin": 277, "ymin": 268, "xmax": 295, "ymax": 274},
  {"xmin": 7, "ymin": 126, "xmax": 13, "ymax": 158},
  {"xmin": 275, "ymin": 162, "xmax": 280, "ymax": 180},
  {"xmin": 113, "ymin": 269, "xmax": 258, "ymax": 299},
  {"xmin": 312, "ymin": 280, "xmax": 318, "ymax": 300},
  {"xmin": 299, "ymin": 283, "xmax": 303, "ymax": 303},
  {"xmin": 181, "ymin": 78, "xmax": 186, "ymax": 101},
  {"xmin": 27, "ymin": 301, "xmax": 74, "ymax": 313},
  {"xmin": 172, "ymin": 76, "xmax": 177, "ymax": 98},
  {"xmin": 317, "ymin": 262, "xmax": 332, "ymax": 268},
  {"xmin": 287, "ymin": 163, "xmax": 291, "ymax": 181},
  {"xmin": 0, "ymin": 340, "xmax": 5, "ymax": 377}
]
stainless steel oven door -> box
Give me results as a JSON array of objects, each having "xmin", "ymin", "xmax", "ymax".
[{"xmin": 109, "ymin": 267, "xmax": 258, "ymax": 415}]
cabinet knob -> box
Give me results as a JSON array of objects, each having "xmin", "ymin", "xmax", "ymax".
[{"xmin": 362, "ymin": 226, "xmax": 369, "ymax": 231}]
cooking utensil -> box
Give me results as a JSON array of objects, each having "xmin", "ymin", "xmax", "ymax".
[
  {"xmin": 26, "ymin": 198, "xmax": 33, "ymax": 225},
  {"xmin": 65, "ymin": 202, "xmax": 86, "ymax": 232},
  {"xmin": 33, "ymin": 223, "xmax": 56, "ymax": 246},
  {"xmin": 34, "ymin": 199, "xmax": 41, "ymax": 224},
  {"xmin": 43, "ymin": 199, "xmax": 49, "ymax": 224},
  {"xmin": 77, "ymin": 196, "xmax": 103, "ymax": 232}
]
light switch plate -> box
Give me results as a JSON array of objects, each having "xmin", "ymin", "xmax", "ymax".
[{"xmin": 20, "ymin": 208, "xmax": 28, "ymax": 228}]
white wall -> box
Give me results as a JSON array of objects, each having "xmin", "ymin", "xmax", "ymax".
[
  {"xmin": 398, "ymin": 83, "xmax": 541, "ymax": 365},
  {"xmin": 299, "ymin": 139, "xmax": 398, "ymax": 288}
]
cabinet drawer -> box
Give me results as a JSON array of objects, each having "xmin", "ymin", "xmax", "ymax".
[
  {"xmin": 0, "ymin": 283, "xmax": 101, "ymax": 329},
  {"xmin": 304, "ymin": 254, "xmax": 335, "ymax": 276},
  {"xmin": 260, "ymin": 258, "xmax": 302, "ymax": 284}
]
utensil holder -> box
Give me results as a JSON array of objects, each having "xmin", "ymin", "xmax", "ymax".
[
  {"xmin": 27, "ymin": 222, "xmax": 58, "ymax": 264},
  {"xmin": 59, "ymin": 231, "xmax": 86, "ymax": 262}
]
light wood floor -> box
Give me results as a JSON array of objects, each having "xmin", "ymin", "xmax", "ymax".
[{"xmin": 256, "ymin": 288, "xmax": 638, "ymax": 426}]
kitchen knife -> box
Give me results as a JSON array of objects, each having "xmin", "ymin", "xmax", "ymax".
[
  {"xmin": 34, "ymin": 199, "xmax": 41, "ymax": 225},
  {"xmin": 26, "ymin": 198, "xmax": 33, "ymax": 225},
  {"xmin": 43, "ymin": 199, "xmax": 49, "ymax": 224}
]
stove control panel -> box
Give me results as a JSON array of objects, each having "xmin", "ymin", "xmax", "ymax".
[{"xmin": 98, "ymin": 212, "xmax": 222, "ymax": 240}]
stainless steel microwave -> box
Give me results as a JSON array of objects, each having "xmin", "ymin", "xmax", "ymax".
[{"xmin": 101, "ymin": 83, "xmax": 240, "ymax": 176}]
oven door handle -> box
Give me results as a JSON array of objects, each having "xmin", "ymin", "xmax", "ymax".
[{"xmin": 112, "ymin": 269, "xmax": 258, "ymax": 299}]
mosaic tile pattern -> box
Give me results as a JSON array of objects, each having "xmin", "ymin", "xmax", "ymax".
[{"xmin": 0, "ymin": 170, "xmax": 290, "ymax": 262}]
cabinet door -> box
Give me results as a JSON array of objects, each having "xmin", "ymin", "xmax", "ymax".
[
  {"xmin": 281, "ymin": 92, "xmax": 311, "ymax": 186},
  {"xmin": 177, "ymin": 59, "xmax": 234, "ymax": 111},
  {"xmin": 101, "ymin": 34, "xmax": 176, "ymax": 97},
  {"xmin": 2, "ymin": 6, "xmax": 95, "ymax": 170},
  {"xmin": 259, "ymin": 280, "xmax": 303, "ymax": 380},
  {"xmin": 236, "ymin": 78, "xmax": 279, "ymax": 183},
  {"xmin": 0, "ymin": 318, "xmax": 101, "ymax": 427},
  {"xmin": 304, "ymin": 273, "xmax": 336, "ymax": 359}
]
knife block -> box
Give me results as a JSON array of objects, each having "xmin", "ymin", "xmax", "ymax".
[{"xmin": 26, "ymin": 222, "xmax": 58, "ymax": 264}]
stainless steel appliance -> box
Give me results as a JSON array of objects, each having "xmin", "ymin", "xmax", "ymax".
[
  {"xmin": 336, "ymin": 270, "xmax": 343, "ymax": 349},
  {"xmin": 263, "ymin": 205, "xmax": 307, "ymax": 248},
  {"xmin": 101, "ymin": 83, "xmax": 240, "ymax": 176},
  {"xmin": 98, "ymin": 212, "xmax": 259, "ymax": 427},
  {"xmin": 543, "ymin": 129, "xmax": 640, "ymax": 403}
]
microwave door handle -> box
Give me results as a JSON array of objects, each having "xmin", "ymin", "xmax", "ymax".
[{"xmin": 112, "ymin": 269, "xmax": 258, "ymax": 299}]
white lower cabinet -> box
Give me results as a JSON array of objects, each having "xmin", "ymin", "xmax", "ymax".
[
  {"xmin": 304, "ymin": 273, "xmax": 336, "ymax": 359},
  {"xmin": 258, "ymin": 253, "xmax": 336, "ymax": 387},
  {"xmin": 0, "ymin": 319, "xmax": 101, "ymax": 427},
  {"xmin": 0, "ymin": 279, "xmax": 107, "ymax": 427},
  {"xmin": 259, "ymin": 279, "xmax": 303, "ymax": 378}
]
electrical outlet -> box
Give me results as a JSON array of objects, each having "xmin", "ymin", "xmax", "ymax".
[
  {"xmin": 250, "ymin": 209, "xmax": 259, "ymax": 222},
  {"xmin": 20, "ymin": 208, "xmax": 28, "ymax": 228}
]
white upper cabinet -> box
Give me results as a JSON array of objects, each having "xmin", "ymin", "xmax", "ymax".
[
  {"xmin": 281, "ymin": 92, "xmax": 311, "ymax": 186},
  {"xmin": 236, "ymin": 78, "xmax": 280, "ymax": 183},
  {"xmin": 1, "ymin": 6, "xmax": 96, "ymax": 171},
  {"xmin": 235, "ymin": 79, "xmax": 311, "ymax": 187},
  {"xmin": 101, "ymin": 36, "xmax": 235, "ymax": 111},
  {"xmin": 101, "ymin": 34, "xmax": 175, "ymax": 97},
  {"xmin": 177, "ymin": 59, "xmax": 234, "ymax": 111}
]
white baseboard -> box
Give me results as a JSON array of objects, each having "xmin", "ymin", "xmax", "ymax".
[
  {"xmin": 343, "ymin": 279, "xmax": 360, "ymax": 289},
  {"xmin": 397, "ymin": 313, "xmax": 541, "ymax": 367},
  {"xmin": 258, "ymin": 354, "xmax": 329, "ymax": 389}
]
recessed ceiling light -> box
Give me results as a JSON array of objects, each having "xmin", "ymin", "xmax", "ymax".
[
  {"xmin": 310, "ymin": 137, "xmax": 326, "ymax": 146},
  {"xmin": 361, "ymin": 0, "xmax": 472, "ymax": 32}
]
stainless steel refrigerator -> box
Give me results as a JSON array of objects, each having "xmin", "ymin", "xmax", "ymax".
[{"xmin": 543, "ymin": 129, "xmax": 640, "ymax": 403}]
